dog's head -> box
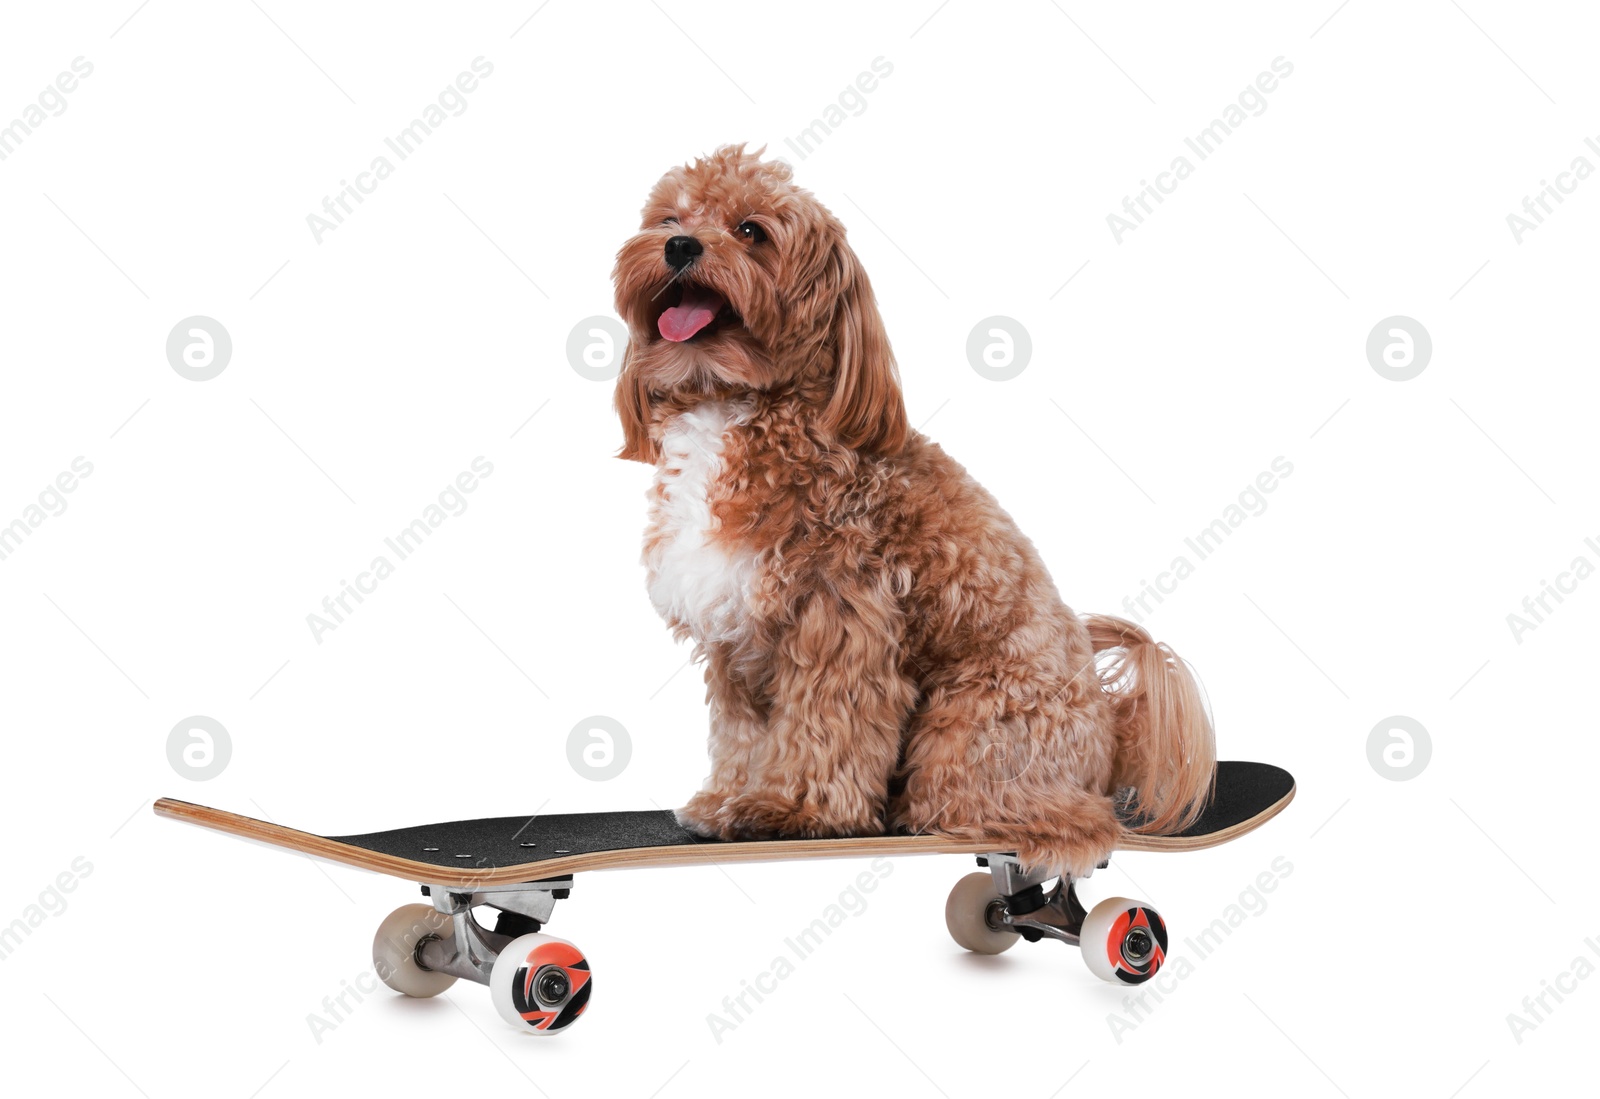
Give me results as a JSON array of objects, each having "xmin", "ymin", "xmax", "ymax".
[{"xmin": 612, "ymin": 144, "xmax": 907, "ymax": 462}]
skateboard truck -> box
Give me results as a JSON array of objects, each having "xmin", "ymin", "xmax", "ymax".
[
  {"xmin": 945, "ymin": 853, "xmax": 1169, "ymax": 982},
  {"xmin": 982, "ymin": 853, "xmax": 1090, "ymax": 945},
  {"xmin": 414, "ymin": 880, "xmax": 563, "ymax": 983},
  {"xmin": 374, "ymin": 878, "xmax": 593, "ymax": 1034}
]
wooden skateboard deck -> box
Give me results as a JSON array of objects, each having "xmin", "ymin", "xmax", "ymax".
[
  {"xmin": 153, "ymin": 760, "xmax": 1293, "ymax": 889},
  {"xmin": 154, "ymin": 761, "xmax": 1294, "ymax": 1032}
]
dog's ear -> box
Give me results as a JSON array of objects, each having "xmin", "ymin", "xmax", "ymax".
[
  {"xmin": 821, "ymin": 240, "xmax": 909, "ymax": 456},
  {"xmin": 614, "ymin": 337, "xmax": 659, "ymax": 463}
]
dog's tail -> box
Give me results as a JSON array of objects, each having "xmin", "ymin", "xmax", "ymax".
[{"xmin": 1084, "ymin": 614, "xmax": 1216, "ymax": 835}]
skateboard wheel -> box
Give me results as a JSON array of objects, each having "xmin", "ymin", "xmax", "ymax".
[
  {"xmin": 1080, "ymin": 897, "xmax": 1167, "ymax": 985},
  {"xmin": 944, "ymin": 872, "xmax": 1020, "ymax": 955},
  {"xmin": 373, "ymin": 904, "xmax": 458, "ymax": 997},
  {"xmin": 490, "ymin": 933, "xmax": 592, "ymax": 1034}
]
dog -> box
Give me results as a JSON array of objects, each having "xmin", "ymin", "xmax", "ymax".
[{"xmin": 611, "ymin": 145, "xmax": 1215, "ymax": 879}]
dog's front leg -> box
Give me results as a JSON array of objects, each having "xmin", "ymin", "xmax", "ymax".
[
  {"xmin": 715, "ymin": 587, "xmax": 913, "ymax": 840},
  {"xmin": 676, "ymin": 645, "xmax": 768, "ymax": 837}
]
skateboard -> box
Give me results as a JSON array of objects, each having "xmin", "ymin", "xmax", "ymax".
[{"xmin": 155, "ymin": 759, "xmax": 1293, "ymax": 1034}]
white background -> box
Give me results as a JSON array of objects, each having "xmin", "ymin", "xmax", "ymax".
[{"xmin": 1, "ymin": 1, "xmax": 1594, "ymax": 1095}]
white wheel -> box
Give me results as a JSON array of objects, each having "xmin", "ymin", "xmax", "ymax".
[
  {"xmin": 944, "ymin": 872, "xmax": 1020, "ymax": 954},
  {"xmin": 490, "ymin": 933, "xmax": 592, "ymax": 1034},
  {"xmin": 1080, "ymin": 896, "xmax": 1168, "ymax": 984},
  {"xmin": 373, "ymin": 903, "xmax": 457, "ymax": 997}
]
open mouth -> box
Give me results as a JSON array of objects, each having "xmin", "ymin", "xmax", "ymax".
[{"xmin": 656, "ymin": 280, "xmax": 736, "ymax": 343}]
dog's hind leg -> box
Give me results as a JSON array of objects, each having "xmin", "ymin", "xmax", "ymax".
[
  {"xmin": 895, "ymin": 761, "xmax": 1123, "ymax": 879},
  {"xmin": 890, "ymin": 678, "xmax": 1124, "ymax": 880}
]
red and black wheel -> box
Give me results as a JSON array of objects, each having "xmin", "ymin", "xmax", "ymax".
[
  {"xmin": 1080, "ymin": 897, "xmax": 1168, "ymax": 984},
  {"xmin": 489, "ymin": 933, "xmax": 593, "ymax": 1034}
]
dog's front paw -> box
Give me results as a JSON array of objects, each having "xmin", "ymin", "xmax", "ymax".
[
  {"xmin": 674, "ymin": 789, "xmax": 741, "ymax": 839},
  {"xmin": 717, "ymin": 792, "xmax": 878, "ymax": 840}
]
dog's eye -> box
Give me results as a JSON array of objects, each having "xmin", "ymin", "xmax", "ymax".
[
  {"xmin": 736, "ymin": 221, "xmax": 767, "ymax": 243},
  {"xmin": 660, "ymin": 217, "xmax": 678, "ymax": 227}
]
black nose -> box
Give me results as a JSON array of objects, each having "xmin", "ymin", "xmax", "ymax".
[{"xmin": 663, "ymin": 235, "xmax": 702, "ymax": 270}]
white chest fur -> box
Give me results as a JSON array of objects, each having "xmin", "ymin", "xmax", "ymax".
[{"xmin": 644, "ymin": 401, "xmax": 758, "ymax": 645}]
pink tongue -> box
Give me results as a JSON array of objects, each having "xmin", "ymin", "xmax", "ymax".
[{"xmin": 658, "ymin": 286, "xmax": 724, "ymax": 342}]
